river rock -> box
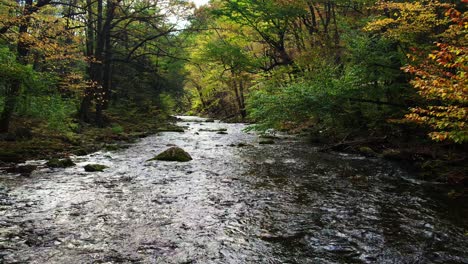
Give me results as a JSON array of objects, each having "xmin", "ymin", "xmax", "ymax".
[
  {"xmin": 148, "ymin": 147, "xmax": 192, "ymax": 162},
  {"xmin": 84, "ymin": 164, "xmax": 108, "ymax": 172},
  {"xmin": 46, "ymin": 158, "xmax": 75, "ymax": 168},
  {"xmin": 358, "ymin": 146, "xmax": 377, "ymax": 157},
  {"xmin": 5, "ymin": 164, "xmax": 37, "ymax": 175},
  {"xmin": 381, "ymin": 149, "xmax": 403, "ymax": 160},
  {"xmin": 16, "ymin": 164, "xmax": 37, "ymax": 174}
]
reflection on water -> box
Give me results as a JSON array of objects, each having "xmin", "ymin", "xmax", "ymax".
[{"xmin": 1, "ymin": 116, "xmax": 467, "ymax": 263}]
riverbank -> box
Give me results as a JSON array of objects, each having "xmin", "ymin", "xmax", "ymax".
[
  {"xmin": 0, "ymin": 110, "xmax": 183, "ymax": 167},
  {"xmin": 309, "ymin": 129, "xmax": 468, "ymax": 186}
]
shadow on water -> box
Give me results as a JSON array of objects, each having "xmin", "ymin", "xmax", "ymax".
[{"xmin": 1, "ymin": 116, "xmax": 467, "ymax": 263}]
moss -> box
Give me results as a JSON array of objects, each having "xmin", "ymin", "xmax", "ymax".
[
  {"xmin": 259, "ymin": 134, "xmax": 279, "ymax": 140},
  {"xmin": 156, "ymin": 126, "xmax": 185, "ymax": 132},
  {"xmin": 381, "ymin": 149, "xmax": 402, "ymax": 160},
  {"xmin": 2, "ymin": 112, "xmax": 177, "ymax": 164},
  {"xmin": 84, "ymin": 164, "xmax": 108, "ymax": 172},
  {"xmin": 5, "ymin": 164, "xmax": 37, "ymax": 174},
  {"xmin": 16, "ymin": 165, "xmax": 37, "ymax": 174},
  {"xmin": 104, "ymin": 144, "xmax": 122, "ymax": 151},
  {"xmin": 74, "ymin": 148, "xmax": 90, "ymax": 156},
  {"xmin": 46, "ymin": 158, "xmax": 75, "ymax": 168},
  {"xmin": 358, "ymin": 146, "xmax": 377, "ymax": 157},
  {"xmin": 148, "ymin": 147, "xmax": 192, "ymax": 162},
  {"xmin": 199, "ymin": 128, "xmax": 227, "ymax": 132}
]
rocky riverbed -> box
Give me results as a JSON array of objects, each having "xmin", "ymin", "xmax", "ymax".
[{"xmin": 1, "ymin": 116, "xmax": 467, "ymax": 263}]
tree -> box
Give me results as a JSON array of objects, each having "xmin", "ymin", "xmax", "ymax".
[
  {"xmin": 404, "ymin": 8, "xmax": 467, "ymax": 143},
  {"xmin": 0, "ymin": 0, "xmax": 83, "ymax": 132}
]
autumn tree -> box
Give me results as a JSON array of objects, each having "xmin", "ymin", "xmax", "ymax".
[
  {"xmin": 404, "ymin": 8, "xmax": 467, "ymax": 143},
  {"xmin": 0, "ymin": 0, "xmax": 84, "ymax": 132}
]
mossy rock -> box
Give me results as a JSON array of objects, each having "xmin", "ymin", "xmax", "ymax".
[
  {"xmin": 46, "ymin": 158, "xmax": 75, "ymax": 168},
  {"xmin": 74, "ymin": 148, "xmax": 90, "ymax": 156},
  {"xmin": 199, "ymin": 128, "xmax": 227, "ymax": 132},
  {"xmin": 259, "ymin": 140, "xmax": 275, "ymax": 145},
  {"xmin": 148, "ymin": 147, "xmax": 192, "ymax": 162},
  {"xmin": 84, "ymin": 164, "xmax": 108, "ymax": 172},
  {"xmin": 6, "ymin": 164, "xmax": 37, "ymax": 174},
  {"xmin": 104, "ymin": 144, "xmax": 122, "ymax": 151},
  {"xmin": 16, "ymin": 164, "xmax": 37, "ymax": 174},
  {"xmin": 381, "ymin": 149, "xmax": 403, "ymax": 160},
  {"xmin": 259, "ymin": 135, "xmax": 279, "ymax": 140},
  {"xmin": 157, "ymin": 126, "xmax": 185, "ymax": 133},
  {"xmin": 358, "ymin": 146, "xmax": 377, "ymax": 157}
]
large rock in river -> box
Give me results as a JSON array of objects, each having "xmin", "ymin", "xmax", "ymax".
[
  {"xmin": 148, "ymin": 147, "xmax": 192, "ymax": 162},
  {"xmin": 84, "ymin": 164, "xmax": 108, "ymax": 172},
  {"xmin": 46, "ymin": 158, "xmax": 75, "ymax": 168}
]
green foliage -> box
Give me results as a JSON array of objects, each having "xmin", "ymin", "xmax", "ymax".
[
  {"xmin": 111, "ymin": 124, "xmax": 124, "ymax": 134},
  {"xmin": 16, "ymin": 94, "xmax": 77, "ymax": 132},
  {"xmin": 157, "ymin": 93, "xmax": 177, "ymax": 114},
  {"xmin": 247, "ymin": 65, "xmax": 341, "ymax": 132},
  {"xmin": 0, "ymin": 47, "xmax": 36, "ymax": 90}
]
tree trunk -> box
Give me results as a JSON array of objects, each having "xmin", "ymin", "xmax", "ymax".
[
  {"xmin": 0, "ymin": 0, "xmax": 34, "ymax": 133},
  {"xmin": 101, "ymin": 0, "xmax": 116, "ymax": 110},
  {"xmin": 238, "ymin": 79, "xmax": 246, "ymax": 119},
  {"xmin": 79, "ymin": 0, "xmax": 96, "ymax": 123}
]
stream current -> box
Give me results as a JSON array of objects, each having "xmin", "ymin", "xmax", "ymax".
[{"xmin": 1, "ymin": 116, "xmax": 467, "ymax": 263}]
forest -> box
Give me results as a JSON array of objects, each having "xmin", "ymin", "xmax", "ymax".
[
  {"xmin": 0, "ymin": 0, "xmax": 467, "ymax": 181},
  {"xmin": 1, "ymin": 0, "xmax": 468, "ymax": 263}
]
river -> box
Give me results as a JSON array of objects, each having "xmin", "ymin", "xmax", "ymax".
[{"xmin": 1, "ymin": 116, "xmax": 467, "ymax": 263}]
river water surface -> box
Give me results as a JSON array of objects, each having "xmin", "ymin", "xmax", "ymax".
[{"xmin": 1, "ymin": 116, "xmax": 468, "ymax": 263}]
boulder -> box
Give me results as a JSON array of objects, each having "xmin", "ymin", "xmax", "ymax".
[
  {"xmin": 46, "ymin": 158, "xmax": 75, "ymax": 168},
  {"xmin": 148, "ymin": 147, "xmax": 192, "ymax": 162},
  {"xmin": 381, "ymin": 149, "xmax": 403, "ymax": 160},
  {"xmin": 358, "ymin": 146, "xmax": 377, "ymax": 157},
  {"xmin": 16, "ymin": 164, "xmax": 37, "ymax": 174},
  {"xmin": 84, "ymin": 164, "xmax": 108, "ymax": 172},
  {"xmin": 5, "ymin": 164, "xmax": 37, "ymax": 174}
]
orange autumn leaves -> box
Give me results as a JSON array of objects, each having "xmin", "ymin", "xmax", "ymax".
[{"xmin": 367, "ymin": 1, "xmax": 467, "ymax": 143}]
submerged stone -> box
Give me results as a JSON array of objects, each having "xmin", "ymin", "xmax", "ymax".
[
  {"xmin": 157, "ymin": 126, "xmax": 185, "ymax": 133},
  {"xmin": 259, "ymin": 139, "xmax": 275, "ymax": 145},
  {"xmin": 16, "ymin": 164, "xmax": 37, "ymax": 174},
  {"xmin": 199, "ymin": 128, "xmax": 227, "ymax": 132},
  {"xmin": 104, "ymin": 144, "xmax": 121, "ymax": 151},
  {"xmin": 381, "ymin": 149, "xmax": 402, "ymax": 160},
  {"xmin": 358, "ymin": 146, "xmax": 377, "ymax": 157},
  {"xmin": 5, "ymin": 164, "xmax": 37, "ymax": 174},
  {"xmin": 46, "ymin": 158, "xmax": 75, "ymax": 168},
  {"xmin": 148, "ymin": 147, "xmax": 192, "ymax": 162},
  {"xmin": 84, "ymin": 164, "xmax": 108, "ymax": 172}
]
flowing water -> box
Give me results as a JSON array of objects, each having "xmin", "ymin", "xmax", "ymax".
[{"xmin": 1, "ymin": 116, "xmax": 467, "ymax": 263}]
